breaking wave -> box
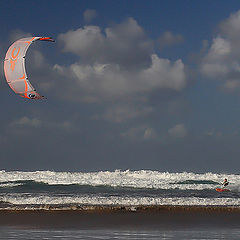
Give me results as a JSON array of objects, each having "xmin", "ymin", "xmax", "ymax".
[
  {"xmin": 0, "ymin": 170, "xmax": 236, "ymax": 190},
  {"xmin": 0, "ymin": 170, "xmax": 239, "ymax": 208}
]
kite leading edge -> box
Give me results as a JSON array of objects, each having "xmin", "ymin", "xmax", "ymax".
[{"xmin": 4, "ymin": 37, "xmax": 54, "ymax": 99}]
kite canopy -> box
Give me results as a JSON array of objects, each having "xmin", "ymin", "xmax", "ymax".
[{"xmin": 4, "ymin": 37, "xmax": 54, "ymax": 99}]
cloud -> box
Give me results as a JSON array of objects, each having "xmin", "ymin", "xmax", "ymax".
[
  {"xmin": 143, "ymin": 127, "xmax": 157, "ymax": 140},
  {"xmin": 205, "ymin": 129, "xmax": 222, "ymax": 138},
  {"xmin": 26, "ymin": 49, "xmax": 59, "ymax": 94},
  {"xmin": 157, "ymin": 31, "xmax": 184, "ymax": 49},
  {"xmin": 98, "ymin": 104, "xmax": 153, "ymax": 123},
  {"xmin": 201, "ymin": 10, "xmax": 240, "ymax": 91},
  {"xmin": 55, "ymin": 17, "xmax": 187, "ymax": 104},
  {"xmin": 54, "ymin": 121, "xmax": 73, "ymax": 131},
  {"xmin": 201, "ymin": 37, "xmax": 231, "ymax": 78},
  {"xmin": 121, "ymin": 125, "xmax": 157, "ymax": 140},
  {"xmin": 168, "ymin": 124, "xmax": 187, "ymax": 138},
  {"xmin": 223, "ymin": 79, "xmax": 240, "ymax": 90},
  {"xmin": 219, "ymin": 10, "xmax": 240, "ymax": 44},
  {"xmin": 83, "ymin": 9, "xmax": 97, "ymax": 23},
  {"xmin": 10, "ymin": 116, "xmax": 42, "ymax": 128},
  {"xmin": 9, "ymin": 116, "xmax": 73, "ymax": 131},
  {"xmin": 35, "ymin": 18, "xmax": 187, "ymax": 123},
  {"xmin": 55, "ymin": 54, "xmax": 186, "ymax": 102},
  {"xmin": 58, "ymin": 18, "xmax": 153, "ymax": 69}
]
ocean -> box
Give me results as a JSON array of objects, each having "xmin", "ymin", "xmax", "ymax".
[
  {"xmin": 1, "ymin": 170, "xmax": 240, "ymax": 239},
  {"xmin": 0, "ymin": 170, "xmax": 239, "ymax": 207}
]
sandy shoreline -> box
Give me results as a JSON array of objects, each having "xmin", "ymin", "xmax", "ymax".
[
  {"xmin": 1, "ymin": 205, "xmax": 240, "ymax": 229},
  {"xmin": 1, "ymin": 204, "xmax": 240, "ymax": 212}
]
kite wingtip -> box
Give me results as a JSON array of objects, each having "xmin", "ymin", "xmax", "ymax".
[{"xmin": 39, "ymin": 37, "xmax": 55, "ymax": 42}]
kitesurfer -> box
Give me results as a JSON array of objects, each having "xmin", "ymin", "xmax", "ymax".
[{"xmin": 222, "ymin": 178, "xmax": 229, "ymax": 187}]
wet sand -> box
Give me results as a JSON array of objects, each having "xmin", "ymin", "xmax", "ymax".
[{"xmin": 1, "ymin": 205, "xmax": 240, "ymax": 229}]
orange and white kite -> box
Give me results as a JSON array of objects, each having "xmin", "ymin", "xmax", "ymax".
[{"xmin": 4, "ymin": 37, "xmax": 54, "ymax": 99}]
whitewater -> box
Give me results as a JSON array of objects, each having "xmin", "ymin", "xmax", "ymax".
[{"xmin": 1, "ymin": 170, "xmax": 240, "ymax": 208}]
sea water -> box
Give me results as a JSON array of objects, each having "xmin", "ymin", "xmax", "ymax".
[
  {"xmin": 1, "ymin": 170, "xmax": 240, "ymax": 239},
  {"xmin": 1, "ymin": 228, "xmax": 240, "ymax": 239},
  {"xmin": 0, "ymin": 170, "xmax": 239, "ymax": 207}
]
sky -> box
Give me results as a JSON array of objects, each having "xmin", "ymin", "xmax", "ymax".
[{"xmin": 1, "ymin": 1, "xmax": 240, "ymax": 173}]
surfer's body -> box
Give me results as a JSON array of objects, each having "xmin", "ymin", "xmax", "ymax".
[
  {"xmin": 222, "ymin": 178, "xmax": 229, "ymax": 187},
  {"xmin": 216, "ymin": 178, "xmax": 230, "ymax": 192}
]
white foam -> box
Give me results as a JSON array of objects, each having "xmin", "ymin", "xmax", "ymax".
[
  {"xmin": 0, "ymin": 170, "xmax": 237, "ymax": 190},
  {"xmin": 0, "ymin": 183, "xmax": 23, "ymax": 188},
  {"xmin": 1, "ymin": 194, "xmax": 240, "ymax": 206}
]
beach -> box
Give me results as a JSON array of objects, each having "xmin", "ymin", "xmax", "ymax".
[
  {"xmin": 1, "ymin": 205, "xmax": 240, "ymax": 230},
  {"xmin": 1, "ymin": 171, "xmax": 240, "ymax": 238}
]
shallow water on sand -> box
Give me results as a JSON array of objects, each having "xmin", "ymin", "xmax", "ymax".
[{"xmin": 1, "ymin": 228, "xmax": 240, "ymax": 239}]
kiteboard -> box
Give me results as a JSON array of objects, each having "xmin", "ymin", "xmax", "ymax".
[{"xmin": 216, "ymin": 188, "xmax": 230, "ymax": 192}]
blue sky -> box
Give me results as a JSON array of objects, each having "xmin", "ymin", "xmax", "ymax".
[{"xmin": 1, "ymin": 1, "xmax": 240, "ymax": 173}]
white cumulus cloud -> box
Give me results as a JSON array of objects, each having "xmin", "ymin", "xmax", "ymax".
[
  {"xmin": 58, "ymin": 18, "xmax": 153, "ymax": 69},
  {"xmin": 201, "ymin": 10, "xmax": 240, "ymax": 91},
  {"xmin": 44, "ymin": 18, "xmax": 187, "ymax": 122}
]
